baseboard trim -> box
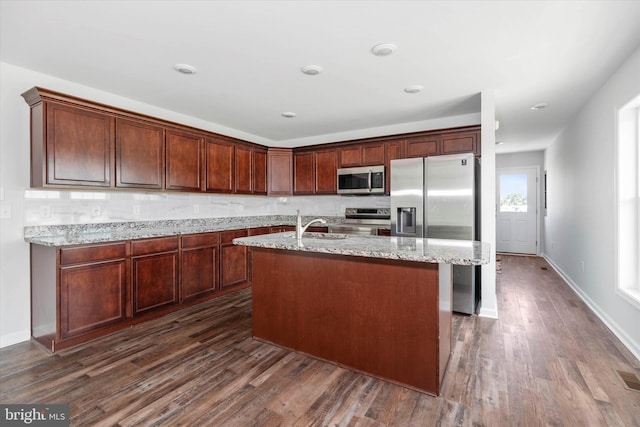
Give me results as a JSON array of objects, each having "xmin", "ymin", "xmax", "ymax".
[
  {"xmin": 543, "ymin": 254, "xmax": 640, "ymax": 363},
  {"xmin": 0, "ymin": 330, "xmax": 30, "ymax": 349},
  {"xmin": 478, "ymin": 301, "xmax": 498, "ymax": 319}
]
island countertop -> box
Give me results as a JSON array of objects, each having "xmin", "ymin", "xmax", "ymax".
[{"xmin": 234, "ymin": 232, "xmax": 490, "ymax": 265}]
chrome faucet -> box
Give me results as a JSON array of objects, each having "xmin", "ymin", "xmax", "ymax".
[{"xmin": 296, "ymin": 210, "xmax": 327, "ymax": 241}]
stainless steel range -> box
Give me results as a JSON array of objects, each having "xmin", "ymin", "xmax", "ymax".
[{"xmin": 329, "ymin": 208, "xmax": 391, "ymax": 236}]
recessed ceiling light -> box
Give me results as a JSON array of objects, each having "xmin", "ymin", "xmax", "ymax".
[
  {"xmin": 174, "ymin": 64, "xmax": 197, "ymax": 75},
  {"xmin": 404, "ymin": 85, "xmax": 424, "ymax": 94},
  {"xmin": 530, "ymin": 102, "xmax": 548, "ymax": 110},
  {"xmin": 496, "ymin": 141, "xmax": 505, "ymax": 145},
  {"xmin": 371, "ymin": 43, "xmax": 397, "ymax": 56},
  {"xmin": 301, "ymin": 65, "xmax": 323, "ymax": 75},
  {"xmin": 281, "ymin": 112, "xmax": 297, "ymax": 118}
]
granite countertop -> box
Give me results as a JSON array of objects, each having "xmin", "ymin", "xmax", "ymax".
[
  {"xmin": 24, "ymin": 216, "xmax": 342, "ymax": 247},
  {"xmin": 234, "ymin": 232, "xmax": 490, "ymax": 265}
]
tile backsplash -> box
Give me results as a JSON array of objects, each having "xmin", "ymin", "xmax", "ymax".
[{"xmin": 24, "ymin": 189, "xmax": 390, "ymax": 226}]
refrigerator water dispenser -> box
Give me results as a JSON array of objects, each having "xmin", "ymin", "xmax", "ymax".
[{"xmin": 396, "ymin": 207, "xmax": 417, "ymax": 234}]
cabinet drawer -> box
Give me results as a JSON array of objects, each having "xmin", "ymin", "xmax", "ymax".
[
  {"xmin": 181, "ymin": 232, "xmax": 219, "ymax": 249},
  {"xmin": 221, "ymin": 229, "xmax": 248, "ymax": 244},
  {"xmin": 60, "ymin": 242, "xmax": 127, "ymax": 266},
  {"xmin": 131, "ymin": 236, "xmax": 179, "ymax": 256}
]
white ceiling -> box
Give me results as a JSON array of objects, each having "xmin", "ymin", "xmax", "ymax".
[{"xmin": 2, "ymin": 1, "xmax": 639, "ymax": 153}]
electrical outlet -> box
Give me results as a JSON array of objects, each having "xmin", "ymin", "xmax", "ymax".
[
  {"xmin": 133, "ymin": 205, "xmax": 141, "ymax": 216},
  {"xmin": 193, "ymin": 204, "xmax": 199, "ymax": 214},
  {"xmin": 580, "ymin": 261, "xmax": 585, "ymax": 273},
  {"xmin": 90, "ymin": 205, "xmax": 101, "ymax": 216},
  {"xmin": 40, "ymin": 205, "xmax": 51, "ymax": 218},
  {"xmin": 0, "ymin": 205, "xmax": 11, "ymax": 219}
]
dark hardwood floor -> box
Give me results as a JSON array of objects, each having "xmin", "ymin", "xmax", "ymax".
[{"xmin": 1, "ymin": 255, "xmax": 639, "ymax": 426}]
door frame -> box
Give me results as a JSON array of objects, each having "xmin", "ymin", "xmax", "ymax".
[{"xmin": 495, "ymin": 166, "xmax": 541, "ymax": 255}]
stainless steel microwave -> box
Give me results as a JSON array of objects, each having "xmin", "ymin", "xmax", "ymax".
[{"xmin": 337, "ymin": 165, "xmax": 385, "ymax": 195}]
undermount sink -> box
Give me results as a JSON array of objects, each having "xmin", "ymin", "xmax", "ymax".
[{"xmin": 301, "ymin": 232, "xmax": 348, "ymax": 240}]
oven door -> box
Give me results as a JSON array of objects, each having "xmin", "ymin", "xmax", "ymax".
[{"xmin": 329, "ymin": 224, "xmax": 378, "ymax": 236}]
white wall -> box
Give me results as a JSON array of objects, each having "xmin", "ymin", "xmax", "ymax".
[
  {"xmin": 496, "ymin": 150, "xmax": 545, "ymax": 253},
  {"xmin": 479, "ymin": 90, "xmax": 498, "ymax": 319},
  {"xmin": 543, "ymin": 46, "xmax": 640, "ymax": 360},
  {"xmin": 0, "ymin": 62, "xmax": 483, "ymax": 347}
]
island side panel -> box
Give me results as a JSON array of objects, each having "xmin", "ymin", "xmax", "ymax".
[{"xmin": 251, "ymin": 248, "xmax": 443, "ymax": 395}]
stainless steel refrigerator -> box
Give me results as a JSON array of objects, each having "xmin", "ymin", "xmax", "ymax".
[{"xmin": 390, "ymin": 153, "xmax": 480, "ymax": 314}]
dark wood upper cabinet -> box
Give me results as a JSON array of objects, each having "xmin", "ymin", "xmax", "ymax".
[
  {"xmin": 115, "ymin": 118, "xmax": 164, "ymax": 189},
  {"xmin": 234, "ymin": 144, "xmax": 252, "ymax": 194},
  {"xmin": 165, "ymin": 130, "xmax": 203, "ymax": 191},
  {"xmin": 384, "ymin": 140, "xmax": 405, "ymax": 194},
  {"xmin": 294, "ymin": 151, "xmax": 315, "ymax": 194},
  {"xmin": 406, "ymin": 135, "xmax": 440, "ymax": 158},
  {"xmin": 339, "ymin": 142, "xmax": 384, "ymax": 168},
  {"xmin": 315, "ymin": 149, "xmax": 337, "ymax": 194},
  {"xmin": 22, "ymin": 88, "xmax": 481, "ymax": 197},
  {"xmin": 42, "ymin": 102, "xmax": 114, "ymax": 187},
  {"xmin": 253, "ymin": 148, "xmax": 267, "ymax": 195},
  {"xmin": 338, "ymin": 145, "xmax": 362, "ymax": 168},
  {"xmin": 441, "ymin": 131, "xmax": 479, "ymax": 155},
  {"xmin": 362, "ymin": 143, "xmax": 385, "ymax": 166},
  {"xmin": 205, "ymin": 137, "xmax": 234, "ymax": 193},
  {"xmin": 267, "ymin": 148, "xmax": 293, "ymax": 195}
]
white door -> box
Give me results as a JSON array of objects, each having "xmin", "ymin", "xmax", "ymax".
[{"xmin": 496, "ymin": 167, "xmax": 538, "ymax": 254}]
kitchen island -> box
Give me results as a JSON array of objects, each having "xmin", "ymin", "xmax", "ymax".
[{"xmin": 234, "ymin": 232, "xmax": 490, "ymax": 396}]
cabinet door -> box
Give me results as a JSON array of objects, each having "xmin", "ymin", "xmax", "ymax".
[
  {"xmin": 441, "ymin": 131, "xmax": 479, "ymax": 155},
  {"xmin": 270, "ymin": 226, "xmax": 295, "ymax": 233},
  {"xmin": 315, "ymin": 149, "xmax": 338, "ymax": 194},
  {"xmin": 294, "ymin": 152, "xmax": 315, "ymax": 194},
  {"xmin": 60, "ymin": 259, "xmax": 127, "ymax": 339},
  {"xmin": 406, "ymin": 135, "xmax": 440, "ymax": 158},
  {"xmin": 166, "ymin": 130, "xmax": 203, "ymax": 191},
  {"xmin": 181, "ymin": 233, "xmax": 219, "ymax": 301},
  {"xmin": 205, "ymin": 138, "xmax": 234, "ymax": 193},
  {"xmin": 116, "ymin": 118, "xmax": 164, "ymax": 189},
  {"xmin": 235, "ymin": 144, "xmax": 252, "ymax": 194},
  {"xmin": 248, "ymin": 227, "xmax": 271, "ymax": 236},
  {"xmin": 253, "ymin": 148, "xmax": 267, "ymax": 194},
  {"xmin": 267, "ymin": 149, "xmax": 293, "ymax": 195},
  {"xmin": 339, "ymin": 145, "xmax": 362, "ymax": 167},
  {"xmin": 45, "ymin": 103, "xmax": 113, "ymax": 187},
  {"xmin": 362, "ymin": 143, "xmax": 385, "ymax": 166},
  {"xmin": 131, "ymin": 237, "xmax": 179, "ymax": 315},
  {"xmin": 220, "ymin": 229, "xmax": 249, "ymax": 289},
  {"xmin": 385, "ymin": 140, "xmax": 405, "ymax": 195}
]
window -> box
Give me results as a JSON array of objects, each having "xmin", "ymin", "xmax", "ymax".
[
  {"xmin": 499, "ymin": 173, "xmax": 528, "ymax": 212},
  {"xmin": 617, "ymin": 93, "xmax": 640, "ymax": 307}
]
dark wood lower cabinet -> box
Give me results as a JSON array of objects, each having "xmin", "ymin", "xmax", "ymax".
[
  {"xmin": 60, "ymin": 260, "xmax": 127, "ymax": 339},
  {"xmin": 180, "ymin": 232, "xmax": 219, "ymax": 301},
  {"xmin": 220, "ymin": 229, "xmax": 249, "ymax": 289},
  {"xmin": 31, "ymin": 242, "xmax": 129, "ymax": 352},
  {"xmin": 30, "ymin": 227, "xmax": 257, "ymax": 352}
]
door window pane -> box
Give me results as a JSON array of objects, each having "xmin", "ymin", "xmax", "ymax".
[{"xmin": 500, "ymin": 174, "xmax": 528, "ymax": 212}]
